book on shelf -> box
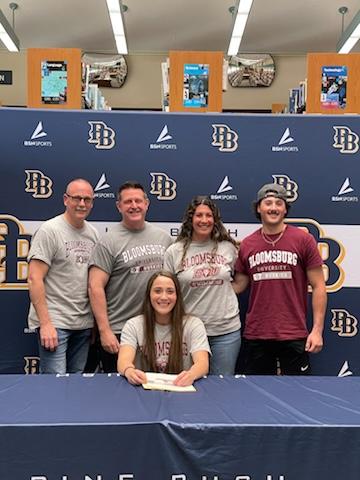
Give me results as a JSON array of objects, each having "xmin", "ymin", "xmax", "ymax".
[
  {"xmin": 161, "ymin": 59, "xmax": 170, "ymax": 112},
  {"xmin": 288, "ymin": 87, "xmax": 300, "ymax": 113}
]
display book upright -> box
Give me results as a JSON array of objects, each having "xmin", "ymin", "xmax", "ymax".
[
  {"xmin": 161, "ymin": 58, "xmax": 170, "ymax": 112},
  {"xmin": 288, "ymin": 79, "xmax": 307, "ymax": 113},
  {"xmin": 162, "ymin": 56, "xmax": 227, "ymax": 112}
]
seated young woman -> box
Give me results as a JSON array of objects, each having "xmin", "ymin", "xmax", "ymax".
[{"xmin": 117, "ymin": 270, "xmax": 210, "ymax": 386}]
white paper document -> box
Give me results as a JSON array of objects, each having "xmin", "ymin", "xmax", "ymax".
[{"xmin": 143, "ymin": 372, "xmax": 196, "ymax": 392}]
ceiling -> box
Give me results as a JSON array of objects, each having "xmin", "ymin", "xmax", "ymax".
[{"xmin": 0, "ymin": 0, "xmax": 360, "ymax": 55}]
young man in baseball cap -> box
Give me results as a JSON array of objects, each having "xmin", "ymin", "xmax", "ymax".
[{"xmin": 232, "ymin": 183, "xmax": 327, "ymax": 375}]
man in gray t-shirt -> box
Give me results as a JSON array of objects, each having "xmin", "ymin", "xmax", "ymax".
[
  {"xmin": 27, "ymin": 178, "xmax": 98, "ymax": 374},
  {"xmin": 89, "ymin": 181, "xmax": 172, "ymax": 372}
]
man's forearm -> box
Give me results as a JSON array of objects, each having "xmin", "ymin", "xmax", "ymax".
[
  {"xmin": 311, "ymin": 284, "xmax": 327, "ymax": 333},
  {"xmin": 232, "ymin": 272, "xmax": 249, "ymax": 294},
  {"xmin": 28, "ymin": 278, "xmax": 52, "ymax": 327},
  {"xmin": 89, "ymin": 285, "xmax": 111, "ymax": 332}
]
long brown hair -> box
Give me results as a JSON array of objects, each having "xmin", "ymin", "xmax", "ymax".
[
  {"xmin": 141, "ymin": 270, "xmax": 186, "ymax": 373},
  {"xmin": 176, "ymin": 195, "xmax": 238, "ymax": 269}
]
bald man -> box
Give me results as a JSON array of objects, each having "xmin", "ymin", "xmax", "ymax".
[{"xmin": 27, "ymin": 178, "xmax": 99, "ymax": 374}]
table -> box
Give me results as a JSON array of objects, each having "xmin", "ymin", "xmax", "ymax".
[{"xmin": 0, "ymin": 374, "xmax": 359, "ymax": 479}]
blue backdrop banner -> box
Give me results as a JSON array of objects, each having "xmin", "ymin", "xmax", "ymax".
[{"xmin": 0, "ymin": 108, "xmax": 359, "ymax": 375}]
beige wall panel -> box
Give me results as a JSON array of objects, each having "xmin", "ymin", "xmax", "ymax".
[
  {"xmin": 0, "ymin": 51, "xmax": 27, "ymax": 106},
  {"xmin": 101, "ymin": 54, "xmax": 166, "ymax": 109}
]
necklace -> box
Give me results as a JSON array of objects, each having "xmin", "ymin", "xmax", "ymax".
[{"xmin": 261, "ymin": 225, "xmax": 287, "ymax": 247}]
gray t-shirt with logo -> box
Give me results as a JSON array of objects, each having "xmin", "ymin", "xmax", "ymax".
[
  {"xmin": 89, "ymin": 222, "xmax": 172, "ymax": 333},
  {"xmin": 121, "ymin": 314, "xmax": 211, "ymax": 372},
  {"xmin": 164, "ymin": 240, "xmax": 240, "ymax": 336},
  {"xmin": 27, "ymin": 214, "xmax": 99, "ymax": 330}
]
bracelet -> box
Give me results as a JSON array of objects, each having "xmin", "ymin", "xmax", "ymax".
[{"xmin": 123, "ymin": 365, "xmax": 135, "ymax": 376}]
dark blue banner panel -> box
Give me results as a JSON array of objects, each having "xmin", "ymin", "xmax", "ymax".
[{"xmin": 0, "ymin": 108, "xmax": 359, "ymax": 375}]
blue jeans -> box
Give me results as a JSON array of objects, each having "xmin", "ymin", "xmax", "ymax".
[
  {"xmin": 208, "ymin": 329, "xmax": 241, "ymax": 375},
  {"xmin": 38, "ymin": 328, "xmax": 92, "ymax": 374}
]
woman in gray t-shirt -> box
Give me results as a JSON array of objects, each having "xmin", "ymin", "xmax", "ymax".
[
  {"xmin": 164, "ymin": 196, "xmax": 241, "ymax": 375},
  {"xmin": 118, "ymin": 270, "xmax": 210, "ymax": 386}
]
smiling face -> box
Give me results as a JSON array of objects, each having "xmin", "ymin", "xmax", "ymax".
[
  {"xmin": 257, "ymin": 196, "xmax": 287, "ymax": 231},
  {"xmin": 150, "ymin": 275, "xmax": 177, "ymax": 324},
  {"xmin": 63, "ymin": 179, "xmax": 94, "ymax": 228},
  {"xmin": 116, "ymin": 187, "xmax": 149, "ymax": 230},
  {"xmin": 191, "ymin": 204, "xmax": 214, "ymax": 242}
]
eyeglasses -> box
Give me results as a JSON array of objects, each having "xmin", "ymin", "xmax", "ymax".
[{"xmin": 65, "ymin": 193, "xmax": 94, "ymax": 205}]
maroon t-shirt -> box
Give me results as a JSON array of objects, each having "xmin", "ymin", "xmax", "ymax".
[{"xmin": 235, "ymin": 225, "xmax": 323, "ymax": 340}]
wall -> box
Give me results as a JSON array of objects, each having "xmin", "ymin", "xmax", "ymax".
[
  {"xmin": 0, "ymin": 51, "xmax": 27, "ymax": 105},
  {"xmin": 224, "ymin": 55, "xmax": 307, "ymax": 110},
  {"xmin": 0, "ymin": 52, "xmax": 306, "ymax": 110}
]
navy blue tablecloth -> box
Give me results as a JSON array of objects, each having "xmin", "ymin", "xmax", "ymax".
[{"xmin": 0, "ymin": 374, "xmax": 359, "ymax": 479}]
